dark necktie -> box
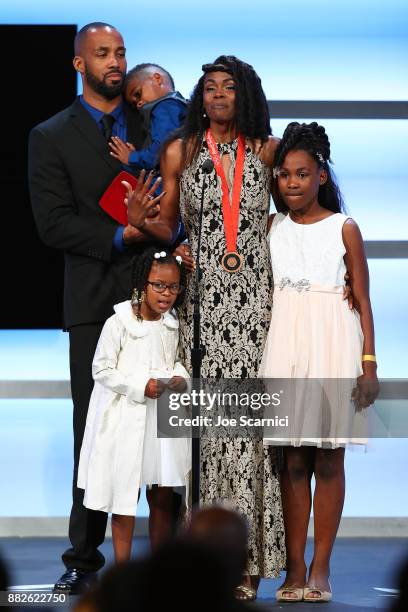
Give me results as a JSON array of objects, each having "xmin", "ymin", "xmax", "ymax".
[{"xmin": 101, "ymin": 114, "xmax": 115, "ymax": 142}]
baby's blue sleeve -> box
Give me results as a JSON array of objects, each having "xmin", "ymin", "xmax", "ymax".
[{"xmin": 127, "ymin": 99, "xmax": 186, "ymax": 170}]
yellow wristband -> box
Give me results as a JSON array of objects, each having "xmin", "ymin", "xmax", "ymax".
[{"xmin": 362, "ymin": 354, "xmax": 376, "ymax": 362}]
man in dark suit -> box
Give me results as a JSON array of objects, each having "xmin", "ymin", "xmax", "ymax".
[{"xmin": 28, "ymin": 22, "xmax": 148, "ymax": 594}]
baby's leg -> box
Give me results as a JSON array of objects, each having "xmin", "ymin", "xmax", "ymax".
[
  {"xmin": 111, "ymin": 514, "xmax": 135, "ymax": 563},
  {"xmin": 146, "ymin": 485, "xmax": 174, "ymax": 551}
]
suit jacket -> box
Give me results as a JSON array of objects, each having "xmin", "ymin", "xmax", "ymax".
[{"xmin": 28, "ymin": 97, "xmax": 146, "ymax": 328}]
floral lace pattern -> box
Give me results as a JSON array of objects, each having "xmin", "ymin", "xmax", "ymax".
[{"xmin": 178, "ymin": 139, "xmax": 286, "ymax": 577}]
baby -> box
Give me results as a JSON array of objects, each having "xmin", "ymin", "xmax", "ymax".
[{"xmin": 109, "ymin": 62, "xmax": 187, "ymax": 171}]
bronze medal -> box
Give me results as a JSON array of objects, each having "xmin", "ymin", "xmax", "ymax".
[
  {"xmin": 221, "ymin": 251, "xmax": 243, "ymax": 273},
  {"xmin": 206, "ymin": 129, "xmax": 246, "ymax": 274}
]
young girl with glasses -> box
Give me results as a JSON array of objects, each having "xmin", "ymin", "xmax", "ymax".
[{"xmin": 77, "ymin": 246, "xmax": 190, "ymax": 562}]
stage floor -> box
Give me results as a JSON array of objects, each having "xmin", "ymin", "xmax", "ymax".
[{"xmin": 0, "ymin": 537, "xmax": 406, "ymax": 610}]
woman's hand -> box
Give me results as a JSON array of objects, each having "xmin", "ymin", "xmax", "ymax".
[
  {"xmin": 122, "ymin": 170, "xmax": 166, "ymax": 229},
  {"xmin": 145, "ymin": 378, "xmax": 166, "ymax": 399},
  {"xmin": 343, "ymin": 272, "xmax": 354, "ymax": 310},
  {"xmin": 172, "ymin": 243, "xmax": 195, "ymax": 273},
  {"xmin": 353, "ymin": 362, "xmax": 380, "ymax": 410},
  {"xmin": 167, "ymin": 376, "xmax": 187, "ymax": 392},
  {"xmin": 109, "ymin": 136, "xmax": 135, "ymax": 165}
]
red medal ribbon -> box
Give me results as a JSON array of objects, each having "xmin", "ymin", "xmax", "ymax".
[{"xmin": 205, "ymin": 129, "xmax": 245, "ymax": 253}]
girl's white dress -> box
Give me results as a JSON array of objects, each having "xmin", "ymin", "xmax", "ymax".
[
  {"xmin": 260, "ymin": 213, "xmax": 367, "ymax": 448},
  {"xmin": 77, "ymin": 300, "xmax": 191, "ymax": 515}
]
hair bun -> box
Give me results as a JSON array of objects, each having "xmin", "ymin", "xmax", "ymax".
[
  {"xmin": 273, "ymin": 121, "xmax": 344, "ymax": 213},
  {"xmin": 274, "ymin": 121, "xmax": 333, "ymax": 168}
]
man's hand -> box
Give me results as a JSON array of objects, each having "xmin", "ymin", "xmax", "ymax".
[
  {"xmin": 167, "ymin": 376, "xmax": 187, "ymax": 392},
  {"xmin": 173, "ymin": 243, "xmax": 195, "ymax": 273},
  {"xmin": 343, "ymin": 272, "xmax": 354, "ymax": 310},
  {"xmin": 145, "ymin": 378, "xmax": 166, "ymax": 399},
  {"xmin": 109, "ymin": 136, "xmax": 136, "ymax": 165},
  {"xmin": 122, "ymin": 224, "xmax": 144, "ymax": 246}
]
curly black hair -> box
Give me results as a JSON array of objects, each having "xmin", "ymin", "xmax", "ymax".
[
  {"xmin": 130, "ymin": 246, "xmax": 187, "ymax": 317},
  {"xmin": 272, "ymin": 121, "xmax": 345, "ymax": 214},
  {"xmin": 164, "ymin": 55, "xmax": 271, "ymax": 167}
]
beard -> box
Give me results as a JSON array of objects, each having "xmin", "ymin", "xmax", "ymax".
[{"xmin": 84, "ymin": 66, "xmax": 124, "ymax": 100}]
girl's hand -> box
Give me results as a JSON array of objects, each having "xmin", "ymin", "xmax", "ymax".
[
  {"xmin": 353, "ymin": 363, "xmax": 380, "ymax": 410},
  {"xmin": 145, "ymin": 378, "xmax": 166, "ymax": 399},
  {"xmin": 167, "ymin": 376, "xmax": 187, "ymax": 392},
  {"xmin": 122, "ymin": 170, "xmax": 166, "ymax": 230},
  {"xmin": 109, "ymin": 136, "xmax": 135, "ymax": 165},
  {"xmin": 172, "ymin": 243, "xmax": 195, "ymax": 273}
]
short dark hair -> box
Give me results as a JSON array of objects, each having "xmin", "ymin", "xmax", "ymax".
[
  {"xmin": 272, "ymin": 121, "xmax": 345, "ymax": 214},
  {"xmin": 94, "ymin": 539, "xmax": 232, "ymax": 612},
  {"xmin": 126, "ymin": 63, "xmax": 175, "ymax": 89},
  {"xmin": 74, "ymin": 22, "xmax": 117, "ymax": 55}
]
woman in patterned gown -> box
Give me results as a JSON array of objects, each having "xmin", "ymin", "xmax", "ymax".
[{"xmin": 126, "ymin": 55, "xmax": 286, "ymax": 600}]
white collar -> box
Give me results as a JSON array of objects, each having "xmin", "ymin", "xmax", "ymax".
[{"xmin": 113, "ymin": 300, "xmax": 179, "ymax": 337}]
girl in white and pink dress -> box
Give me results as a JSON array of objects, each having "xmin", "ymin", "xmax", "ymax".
[{"xmin": 259, "ymin": 122, "xmax": 379, "ymax": 603}]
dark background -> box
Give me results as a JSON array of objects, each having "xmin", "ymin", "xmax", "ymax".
[{"xmin": 1, "ymin": 25, "xmax": 76, "ymax": 328}]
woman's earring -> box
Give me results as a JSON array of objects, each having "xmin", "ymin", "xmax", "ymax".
[
  {"xmin": 131, "ymin": 288, "xmax": 139, "ymax": 306},
  {"xmin": 202, "ymin": 110, "xmax": 207, "ymax": 118},
  {"xmin": 131, "ymin": 288, "xmax": 145, "ymax": 321}
]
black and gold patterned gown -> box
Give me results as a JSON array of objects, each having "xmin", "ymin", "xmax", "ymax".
[{"xmin": 178, "ymin": 138, "xmax": 286, "ymax": 577}]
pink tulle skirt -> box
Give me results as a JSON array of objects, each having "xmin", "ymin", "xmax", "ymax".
[{"xmin": 259, "ymin": 285, "xmax": 368, "ymax": 448}]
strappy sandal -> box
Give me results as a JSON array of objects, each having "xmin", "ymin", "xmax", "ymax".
[
  {"xmin": 303, "ymin": 583, "xmax": 332, "ymax": 602},
  {"xmin": 275, "ymin": 585, "xmax": 304, "ymax": 602},
  {"xmin": 235, "ymin": 585, "xmax": 257, "ymax": 601}
]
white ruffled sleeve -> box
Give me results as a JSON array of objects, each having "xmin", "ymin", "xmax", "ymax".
[{"xmin": 92, "ymin": 316, "xmax": 149, "ymax": 405}]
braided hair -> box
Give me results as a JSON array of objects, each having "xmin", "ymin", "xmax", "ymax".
[
  {"xmin": 163, "ymin": 55, "xmax": 271, "ymax": 167},
  {"xmin": 130, "ymin": 246, "xmax": 187, "ymax": 315},
  {"xmin": 272, "ymin": 122, "xmax": 345, "ymax": 214}
]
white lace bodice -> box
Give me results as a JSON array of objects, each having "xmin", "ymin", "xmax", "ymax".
[{"xmin": 269, "ymin": 212, "xmax": 351, "ymax": 288}]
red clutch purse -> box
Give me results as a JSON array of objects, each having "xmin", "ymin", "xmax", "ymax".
[{"xmin": 99, "ymin": 170, "xmax": 138, "ymax": 226}]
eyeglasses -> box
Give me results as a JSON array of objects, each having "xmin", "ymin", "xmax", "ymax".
[{"xmin": 146, "ymin": 281, "xmax": 184, "ymax": 295}]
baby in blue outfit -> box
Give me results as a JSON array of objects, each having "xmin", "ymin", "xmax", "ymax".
[{"xmin": 109, "ymin": 62, "xmax": 187, "ymax": 171}]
